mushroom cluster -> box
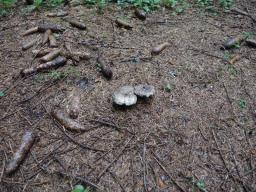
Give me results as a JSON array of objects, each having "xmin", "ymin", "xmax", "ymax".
[{"xmin": 112, "ymin": 84, "xmax": 155, "ymax": 107}]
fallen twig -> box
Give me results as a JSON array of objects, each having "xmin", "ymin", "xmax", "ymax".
[
  {"xmin": 5, "ymin": 131, "xmax": 36, "ymax": 175},
  {"xmin": 51, "ymin": 109, "xmax": 86, "ymax": 132},
  {"xmin": 96, "ymin": 136, "xmax": 133, "ymax": 180},
  {"xmin": 211, "ymin": 130, "xmax": 249, "ymax": 192},
  {"xmin": 151, "ymin": 151, "xmax": 186, "ymax": 192},
  {"xmin": 230, "ymin": 8, "xmax": 256, "ymax": 23},
  {"xmin": 108, "ymin": 170, "xmax": 127, "ymax": 192},
  {"xmin": 57, "ymin": 171, "xmax": 103, "ymax": 191},
  {"xmin": 21, "ymin": 56, "xmax": 67, "ymax": 76}
]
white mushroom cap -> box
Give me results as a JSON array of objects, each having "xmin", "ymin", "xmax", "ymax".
[
  {"xmin": 112, "ymin": 86, "xmax": 137, "ymax": 106},
  {"xmin": 134, "ymin": 84, "xmax": 155, "ymax": 98}
]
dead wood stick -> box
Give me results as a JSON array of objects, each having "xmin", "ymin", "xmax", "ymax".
[
  {"xmin": 115, "ymin": 18, "xmax": 133, "ymax": 29},
  {"xmin": 46, "ymin": 11, "xmax": 68, "ymax": 17},
  {"xmin": 5, "ymin": 131, "xmax": 36, "ymax": 175},
  {"xmin": 0, "ymin": 159, "xmax": 5, "ymax": 182},
  {"xmin": 188, "ymin": 46, "xmax": 225, "ymax": 61},
  {"xmin": 211, "ymin": 130, "xmax": 231, "ymax": 172},
  {"xmin": 30, "ymin": 152, "xmax": 102, "ymax": 190},
  {"xmin": 40, "ymin": 49, "xmax": 62, "ymax": 63},
  {"xmin": 22, "ymin": 39, "xmax": 37, "ymax": 51},
  {"xmin": 49, "ymin": 33, "xmax": 57, "ymax": 47},
  {"xmin": 42, "ymin": 105, "xmax": 104, "ymax": 153},
  {"xmin": 229, "ymin": 54, "xmax": 241, "ymax": 65},
  {"xmin": 21, "ymin": 27, "xmax": 39, "ymax": 36},
  {"xmin": 32, "ymin": 48, "xmax": 56, "ymax": 57},
  {"xmin": 1, "ymin": 179, "xmax": 48, "ymax": 186},
  {"xmin": 18, "ymin": 80, "xmax": 58, "ymax": 104},
  {"xmin": 151, "ymin": 151, "xmax": 186, "ymax": 192},
  {"xmin": 61, "ymin": 134, "xmax": 104, "ymax": 152},
  {"xmin": 211, "ymin": 130, "xmax": 249, "ymax": 192},
  {"xmin": 56, "ymin": 171, "xmax": 103, "ymax": 191},
  {"xmin": 42, "ymin": 29, "xmax": 52, "ymax": 45},
  {"xmin": 55, "ymin": 121, "xmax": 104, "ymax": 152},
  {"xmin": 38, "ymin": 23, "xmax": 65, "ymax": 33},
  {"xmin": 51, "ymin": 109, "xmax": 87, "ymax": 132},
  {"xmin": 89, "ymin": 119, "xmax": 122, "ymax": 132},
  {"xmin": 65, "ymin": 18, "xmax": 87, "ymax": 30},
  {"xmin": 61, "ymin": 50, "xmax": 91, "ymax": 61},
  {"xmin": 108, "ymin": 170, "xmax": 126, "ymax": 192},
  {"xmin": 67, "ymin": 89, "xmax": 81, "ymax": 119},
  {"xmin": 96, "ymin": 136, "xmax": 133, "ymax": 180},
  {"xmin": 230, "ymin": 8, "xmax": 256, "ymax": 23},
  {"xmin": 93, "ymin": 139, "xmax": 126, "ymax": 163},
  {"xmin": 143, "ymin": 142, "xmax": 148, "ymax": 191},
  {"xmin": 21, "ymin": 56, "xmax": 67, "ymax": 76}
]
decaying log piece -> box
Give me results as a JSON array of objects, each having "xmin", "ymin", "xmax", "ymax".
[
  {"xmin": 61, "ymin": 51, "xmax": 91, "ymax": 62},
  {"xmin": 49, "ymin": 33, "xmax": 57, "ymax": 47},
  {"xmin": 65, "ymin": 18, "xmax": 87, "ymax": 30},
  {"xmin": 97, "ymin": 57, "xmax": 113, "ymax": 80},
  {"xmin": 42, "ymin": 29, "xmax": 52, "ymax": 45},
  {"xmin": 51, "ymin": 109, "xmax": 87, "ymax": 131},
  {"xmin": 22, "ymin": 39, "xmax": 37, "ymax": 51},
  {"xmin": 40, "ymin": 49, "xmax": 62, "ymax": 62},
  {"xmin": 37, "ymin": 56, "xmax": 67, "ymax": 71},
  {"xmin": 32, "ymin": 48, "xmax": 56, "ymax": 57},
  {"xmin": 20, "ymin": 67, "xmax": 37, "ymax": 76},
  {"xmin": 229, "ymin": 54, "xmax": 241, "ymax": 65},
  {"xmin": 21, "ymin": 56, "xmax": 67, "ymax": 76},
  {"xmin": 21, "ymin": 27, "xmax": 39, "ymax": 36},
  {"xmin": 115, "ymin": 18, "xmax": 133, "ymax": 29},
  {"xmin": 151, "ymin": 42, "xmax": 170, "ymax": 56},
  {"xmin": 38, "ymin": 23, "xmax": 65, "ymax": 33},
  {"xmin": 67, "ymin": 89, "xmax": 81, "ymax": 119},
  {"xmin": 5, "ymin": 131, "xmax": 36, "ymax": 175},
  {"xmin": 46, "ymin": 11, "xmax": 68, "ymax": 17}
]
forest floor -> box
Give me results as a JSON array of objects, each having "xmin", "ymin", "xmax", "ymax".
[{"xmin": 0, "ymin": 1, "xmax": 256, "ymax": 191}]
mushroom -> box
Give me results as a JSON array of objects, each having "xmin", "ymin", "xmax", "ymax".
[
  {"xmin": 112, "ymin": 86, "xmax": 137, "ymax": 106},
  {"xmin": 134, "ymin": 84, "xmax": 155, "ymax": 98}
]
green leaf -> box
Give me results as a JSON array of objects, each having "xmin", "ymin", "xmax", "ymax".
[
  {"xmin": 196, "ymin": 180, "xmax": 205, "ymax": 189},
  {"xmin": 165, "ymin": 84, "xmax": 172, "ymax": 92},
  {"xmin": 242, "ymin": 31, "xmax": 253, "ymax": 39},
  {"xmin": 239, "ymin": 100, "xmax": 246, "ymax": 109},
  {"xmin": 72, "ymin": 185, "xmax": 85, "ymax": 192},
  {"xmin": 33, "ymin": 0, "xmax": 42, "ymax": 7},
  {"xmin": 0, "ymin": 91, "xmax": 5, "ymax": 97}
]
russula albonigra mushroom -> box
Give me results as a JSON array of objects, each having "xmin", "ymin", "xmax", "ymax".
[
  {"xmin": 112, "ymin": 86, "xmax": 137, "ymax": 106},
  {"xmin": 134, "ymin": 84, "xmax": 155, "ymax": 98}
]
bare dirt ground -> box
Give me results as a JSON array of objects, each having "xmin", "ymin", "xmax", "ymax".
[{"xmin": 0, "ymin": 1, "xmax": 256, "ymax": 191}]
